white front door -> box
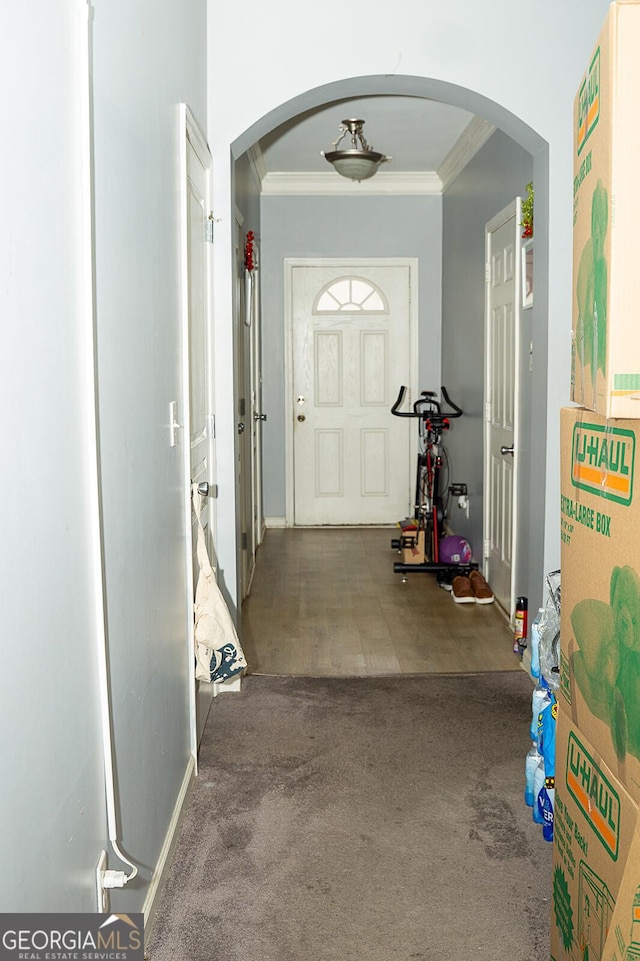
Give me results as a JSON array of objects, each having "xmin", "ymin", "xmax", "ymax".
[
  {"xmin": 180, "ymin": 107, "xmax": 215, "ymax": 751},
  {"xmin": 289, "ymin": 261, "xmax": 415, "ymax": 526},
  {"xmin": 484, "ymin": 202, "xmax": 521, "ymax": 618}
]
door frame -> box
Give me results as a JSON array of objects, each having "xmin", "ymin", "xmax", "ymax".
[
  {"xmin": 234, "ymin": 210, "xmax": 261, "ymax": 599},
  {"xmin": 249, "ymin": 258, "xmax": 264, "ymax": 549},
  {"xmin": 179, "ymin": 103, "xmax": 214, "ymax": 763},
  {"xmin": 283, "ymin": 257, "xmax": 419, "ymax": 527},
  {"xmin": 483, "ymin": 198, "xmax": 523, "ymax": 623}
]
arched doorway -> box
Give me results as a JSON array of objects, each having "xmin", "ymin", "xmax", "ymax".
[{"xmin": 221, "ymin": 77, "xmax": 548, "ymax": 639}]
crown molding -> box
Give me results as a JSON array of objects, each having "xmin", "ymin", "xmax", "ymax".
[
  {"xmin": 437, "ymin": 116, "xmax": 496, "ymax": 191},
  {"xmin": 260, "ymin": 170, "xmax": 443, "ymax": 197}
]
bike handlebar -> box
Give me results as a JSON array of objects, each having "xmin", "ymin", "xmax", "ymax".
[
  {"xmin": 440, "ymin": 386, "xmax": 463, "ymax": 418},
  {"xmin": 390, "ymin": 386, "xmax": 412, "ymax": 417},
  {"xmin": 390, "ymin": 385, "xmax": 463, "ymax": 419}
]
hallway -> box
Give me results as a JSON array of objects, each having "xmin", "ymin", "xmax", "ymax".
[
  {"xmin": 145, "ymin": 528, "xmax": 551, "ymax": 959},
  {"xmin": 241, "ymin": 527, "xmax": 518, "ymax": 676}
]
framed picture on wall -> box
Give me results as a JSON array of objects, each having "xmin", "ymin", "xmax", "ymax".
[{"xmin": 522, "ymin": 240, "xmax": 533, "ymax": 309}]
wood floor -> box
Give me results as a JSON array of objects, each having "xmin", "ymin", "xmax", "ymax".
[{"xmin": 241, "ymin": 527, "xmax": 520, "ymax": 676}]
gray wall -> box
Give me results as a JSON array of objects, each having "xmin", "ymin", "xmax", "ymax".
[
  {"xmin": 0, "ymin": 0, "xmax": 208, "ymax": 914},
  {"xmin": 235, "ymin": 153, "xmax": 262, "ymax": 231},
  {"xmin": 441, "ymin": 131, "xmax": 537, "ymax": 603},
  {"xmin": 91, "ymin": 0, "xmax": 207, "ymax": 914},
  {"xmin": 260, "ymin": 194, "xmax": 443, "ymax": 518}
]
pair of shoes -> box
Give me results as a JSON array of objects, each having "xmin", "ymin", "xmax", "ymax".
[
  {"xmin": 469, "ymin": 570, "xmax": 494, "ymax": 604},
  {"xmin": 451, "ymin": 571, "xmax": 495, "ymax": 604},
  {"xmin": 452, "ymin": 575, "xmax": 475, "ymax": 603}
]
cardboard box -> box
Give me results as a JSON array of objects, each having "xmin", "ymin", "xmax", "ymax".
[
  {"xmin": 402, "ymin": 530, "xmax": 425, "ymax": 564},
  {"xmin": 560, "ymin": 407, "xmax": 640, "ymax": 802},
  {"xmin": 599, "ymin": 822, "xmax": 640, "ymax": 960},
  {"xmin": 571, "ymin": 1, "xmax": 640, "ymax": 418},
  {"xmin": 550, "ymin": 713, "xmax": 640, "ymax": 961}
]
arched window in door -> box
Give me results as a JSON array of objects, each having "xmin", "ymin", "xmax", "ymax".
[{"xmin": 313, "ymin": 277, "xmax": 388, "ymax": 314}]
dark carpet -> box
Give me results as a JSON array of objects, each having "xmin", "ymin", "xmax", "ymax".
[{"xmin": 146, "ymin": 673, "xmax": 552, "ymax": 961}]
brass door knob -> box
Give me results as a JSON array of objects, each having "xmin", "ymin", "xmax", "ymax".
[{"xmin": 297, "ymin": 414, "xmax": 306, "ymax": 423}]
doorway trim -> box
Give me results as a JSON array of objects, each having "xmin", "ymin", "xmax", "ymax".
[
  {"xmin": 283, "ymin": 257, "xmax": 419, "ymax": 527},
  {"xmin": 483, "ymin": 198, "xmax": 523, "ymax": 623}
]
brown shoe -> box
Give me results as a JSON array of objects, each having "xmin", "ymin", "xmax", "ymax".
[
  {"xmin": 452, "ymin": 575, "xmax": 475, "ymax": 604},
  {"xmin": 469, "ymin": 570, "xmax": 494, "ymax": 604}
]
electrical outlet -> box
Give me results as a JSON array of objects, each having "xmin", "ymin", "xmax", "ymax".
[{"xmin": 96, "ymin": 850, "xmax": 110, "ymax": 913}]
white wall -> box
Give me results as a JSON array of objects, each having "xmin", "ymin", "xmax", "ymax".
[
  {"xmin": 0, "ymin": 2, "xmax": 108, "ymax": 910},
  {"xmin": 208, "ymin": 0, "xmax": 612, "ymax": 596},
  {"xmin": 0, "ymin": 0, "xmax": 208, "ymax": 914}
]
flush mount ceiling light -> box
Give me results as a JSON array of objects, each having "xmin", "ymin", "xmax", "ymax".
[{"xmin": 321, "ymin": 119, "xmax": 391, "ymax": 182}]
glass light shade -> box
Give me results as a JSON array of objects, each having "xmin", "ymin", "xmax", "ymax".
[{"xmin": 324, "ymin": 149, "xmax": 385, "ymax": 182}]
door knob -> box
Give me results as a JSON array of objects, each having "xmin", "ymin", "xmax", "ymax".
[
  {"xmin": 238, "ymin": 422, "xmax": 245, "ymax": 434},
  {"xmin": 197, "ymin": 481, "xmax": 209, "ymax": 496},
  {"xmin": 254, "ymin": 413, "xmax": 267, "ymax": 422},
  {"xmin": 297, "ymin": 414, "xmax": 306, "ymax": 423},
  {"xmin": 500, "ymin": 445, "xmax": 514, "ymax": 455}
]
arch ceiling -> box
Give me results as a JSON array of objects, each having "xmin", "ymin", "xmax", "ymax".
[{"xmin": 232, "ymin": 75, "xmax": 546, "ymax": 181}]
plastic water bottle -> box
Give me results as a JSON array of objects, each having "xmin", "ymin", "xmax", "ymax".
[
  {"xmin": 525, "ymin": 741, "xmax": 542, "ymax": 806},
  {"xmin": 539, "ymin": 780, "xmax": 555, "ymax": 842},
  {"xmin": 530, "ymin": 679, "xmax": 550, "ymax": 743},
  {"xmin": 530, "ymin": 608, "xmax": 544, "ymax": 679},
  {"xmin": 532, "ymin": 758, "xmax": 545, "ymax": 824}
]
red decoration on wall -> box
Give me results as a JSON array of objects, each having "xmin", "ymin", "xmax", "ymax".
[{"xmin": 245, "ymin": 230, "xmax": 255, "ymax": 271}]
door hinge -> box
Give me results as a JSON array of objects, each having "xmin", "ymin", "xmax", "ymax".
[
  {"xmin": 485, "ymin": 262, "xmax": 491, "ymax": 283},
  {"xmin": 206, "ymin": 413, "xmax": 216, "ymax": 439},
  {"xmin": 484, "ymin": 401, "xmax": 492, "ymax": 423},
  {"xmin": 483, "ymin": 538, "xmax": 491, "ymax": 559},
  {"xmin": 205, "ymin": 213, "xmax": 215, "ymax": 244},
  {"xmin": 241, "ymin": 532, "xmax": 248, "ymax": 550}
]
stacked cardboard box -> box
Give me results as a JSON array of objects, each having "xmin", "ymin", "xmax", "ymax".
[
  {"xmin": 552, "ymin": 4, "xmax": 640, "ymax": 958},
  {"xmin": 570, "ymin": 0, "xmax": 640, "ymax": 418},
  {"xmin": 554, "ymin": 406, "xmax": 640, "ymax": 960}
]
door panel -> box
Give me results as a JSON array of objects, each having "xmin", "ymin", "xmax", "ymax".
[
  {"xmin": 291, "ymin": 263, "xmax": 412, "ymax": 526},
  {"xmin": 485, "ymin": 205, "xmax": 520, "ymax": 617}
]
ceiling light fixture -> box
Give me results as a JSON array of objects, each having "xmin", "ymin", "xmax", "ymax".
[{"xmin": 321, "ymin": 119, "xmax": 390, "ymax": 182}]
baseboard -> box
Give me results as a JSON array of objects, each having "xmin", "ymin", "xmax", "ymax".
[
  {"xmin": 143, "ymin": 755, "xmax": 195, "ymax": 941},
  {"xmin": 264, "ymin": 516, "xmax": 286, "ymax": 528}
]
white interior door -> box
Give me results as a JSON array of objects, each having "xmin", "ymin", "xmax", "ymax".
[
  {"xmin": 180, "ymin": 107, "xmax": 215, "ymax": 752},
  {"xmin": 289, "ymin": 261, "xmax": 415, "ymax": 526},
  {"xmin": 484, "ymin": 201, "xmax": 521, "ymax": 618}
]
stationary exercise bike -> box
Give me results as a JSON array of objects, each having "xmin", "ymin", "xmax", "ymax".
[{"xmin": 390, "ymin": 385, "xmax": 477, "ymax": 584}]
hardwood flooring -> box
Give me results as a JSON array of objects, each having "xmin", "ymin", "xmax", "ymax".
[{"xmin": 241, "ymin": 527, "xmax": 520, "ymax": 676}]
